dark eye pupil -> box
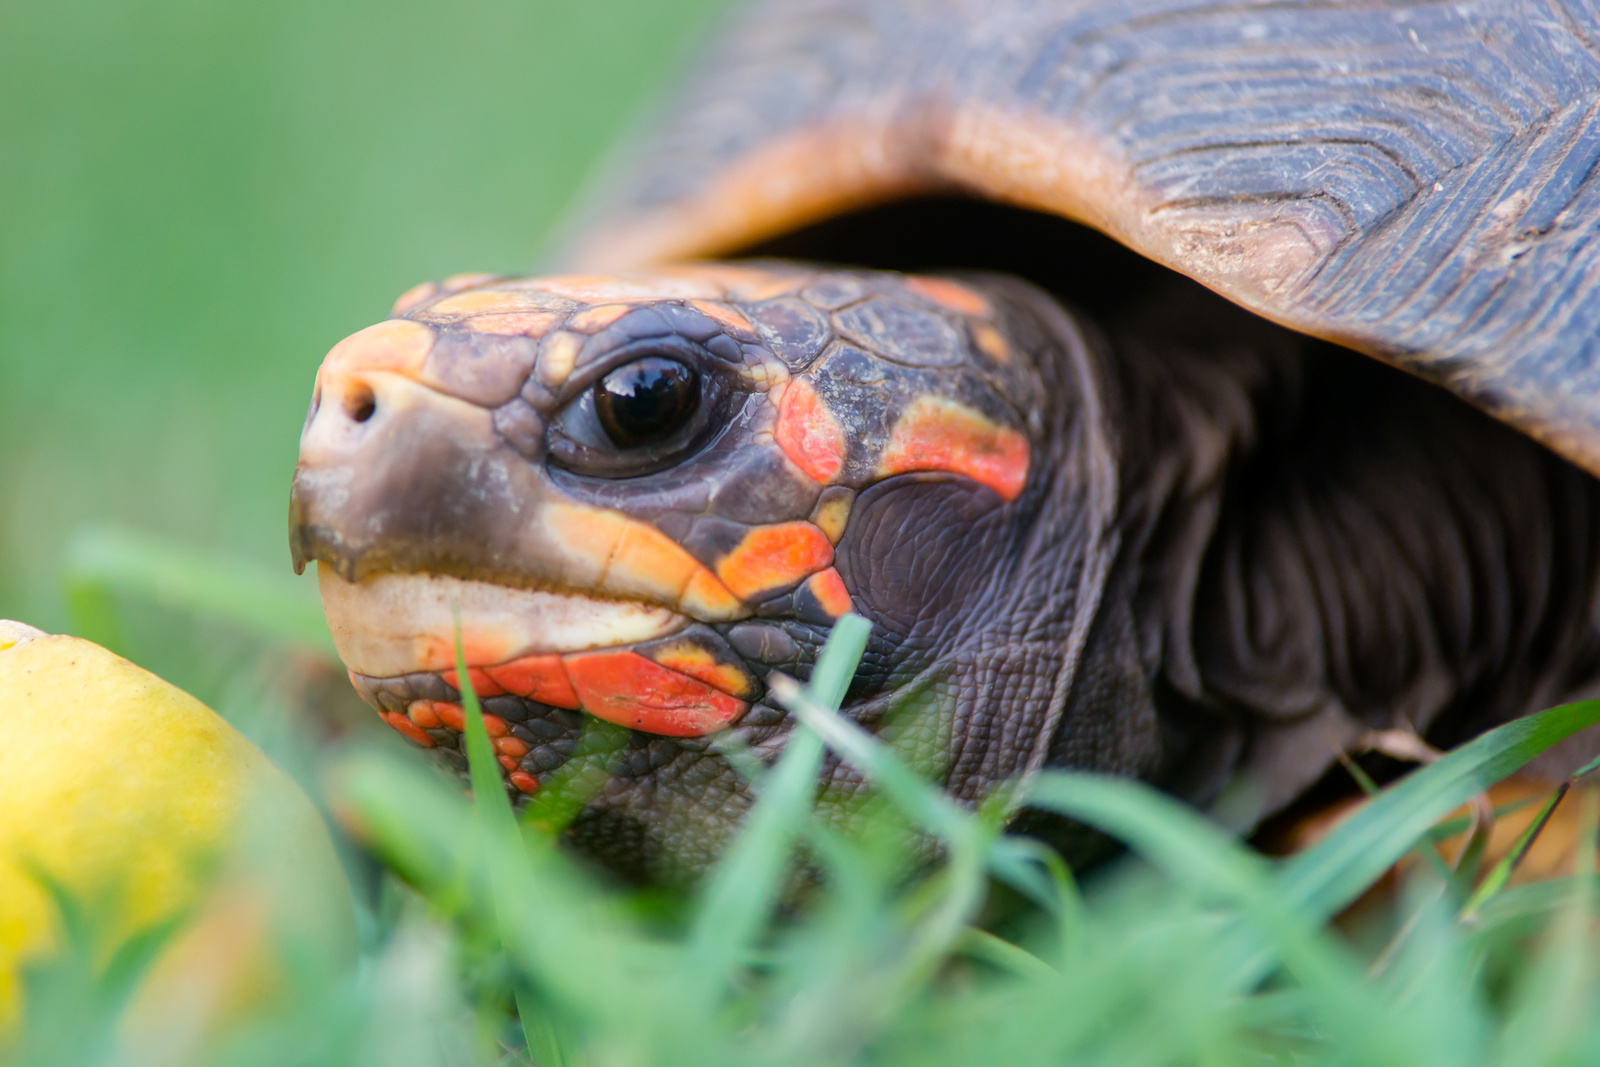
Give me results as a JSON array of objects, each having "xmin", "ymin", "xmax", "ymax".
[{"xmin": 594, "ymin": 357, "xmax": 699, "ymax": 449}]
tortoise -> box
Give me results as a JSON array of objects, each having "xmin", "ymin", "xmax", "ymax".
[{"xmin": 290, "ymin": 0, "xmax": 1600, "ymax": 882}]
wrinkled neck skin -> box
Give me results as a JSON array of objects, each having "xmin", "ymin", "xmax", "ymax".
[
  {"xmin": 1030, "ymin": 282, "xmax": 1600, "ymax": 827},
  {"xmin": 824, "ymin": 281, "xmax": 1117, "ymax": 800}
]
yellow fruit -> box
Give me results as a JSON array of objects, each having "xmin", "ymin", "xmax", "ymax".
[{"xmin": 0, "ymin": 623, "xmax": 356, "ymax": 1042}]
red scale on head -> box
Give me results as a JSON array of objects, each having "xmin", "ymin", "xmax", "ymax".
[
  {"xmin": 484, "ymin": 653, "xmax": 581, "ymax": 709},
  {"xmin": 447, "ymin": 666, "xmax": 506, "ymax": 698},
  {"xmin": 776, "ymin": 380, "xmax": 847, "ymax": 483},
  {"xmin": 804, "ymin": 567, "xmax": 854, "ymax": 619},
  {"xmin": 878, "ymin": 395, "xmax": 1030, "ymax": 502},
  {"xmin": 432, "ymin": 703, "xmax": 466, "ymax": 731},
  {"xmin": 383, "ymin": 711, "xmax": 435, "ymax": 747},
  {"xmin": 643, "ymin": 640, "xmax": 758, "ymax": 699},
  {"xmin": 563, "ymin": 650, "xmax": 747, "ymax": 737}
]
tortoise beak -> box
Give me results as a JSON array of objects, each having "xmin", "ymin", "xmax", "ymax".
[
  {"xmin": 289, "ymin": 313, "xmax": 756, "ymax": 738},
  {"xmin": 289, "ymin": 357, "xmax": 536, "ymax": 583}
]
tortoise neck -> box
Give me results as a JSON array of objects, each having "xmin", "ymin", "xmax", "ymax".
[{"xmin": 1089, "ymin": 306, "xmax": 1600, "ymax": 816}]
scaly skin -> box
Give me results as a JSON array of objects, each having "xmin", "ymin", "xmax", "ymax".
[{"xmin": 290, "ymin": 263, "xmax": 1600, "ymax": 883}]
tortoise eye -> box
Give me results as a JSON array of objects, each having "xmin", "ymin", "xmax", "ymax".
[{"xmin": 593, "ymin": 357, "xmax": 700, "ymax": 449}]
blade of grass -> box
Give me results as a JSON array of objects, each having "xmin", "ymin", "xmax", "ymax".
[
  {"xmin": 453, "ymin": 613, "xmax": 576, "ymax": 1067},
  {"xmin": 518, "ymin": 718, "xmax": 629, "ymax": 836},
  {"xmin": 687, "ymin": 727, "xmax": 824, "ymax": 986},
  {"xmin": 805, "ymin": 612, "xmax": 872, "ymax": 710},
  {"xmin": 1021, "ymin": 771, "xmax": 1427, "ymax": 1065},
  {"xmin": 987, "ymin": 834, "xmax": 1083, "ymax": 925},
  {"xmin": 63, "ymin": 526, "xmax": 335, "ymax": 656},
  {"xmin": 684, "ymin": 614, "xmax": 869, "ymax": 994},
  {"xmin": 1281, "ymin": 698, "xmax": 1600, "ymax": 920},
  {"xmin": 1489, "ymin": 785, "xmax": 1599, "ymax": 1067},
  {"xmin": 1429, "ymin": 794, "xmax": 1542, "ymax": 840},
  {"xmin": 1024, "ymin": 772, "xmax": 1276, "ymax": 913},
  {"xmin": 1579, "ymin": 785, "xmax": 1599, "ymax": 884},
  {"xmin": 1459, "ymin": 782, "xmax": 1569, "ymax": 923},
  {"xmin": 336, "ymin": 746, "xmax": 671, "ymax": 1028},
  {"xmin": 954, "ymin": 927, "xmax": 1057, "ymax": 981},
  {"xmin": 767, "ymin": 627, "xmax": 999, "ymax": 1025},
  {"xmin": 768, "ymin": 672, "xmax": 972, "ymax": 848}
]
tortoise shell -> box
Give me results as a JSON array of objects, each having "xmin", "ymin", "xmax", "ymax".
[{"xmin": 567, "ymin": 0, "xmax": 1600, "ymax": 478}]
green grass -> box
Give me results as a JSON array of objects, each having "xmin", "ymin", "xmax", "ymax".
[{"xmin": 10, "ymin": 549, "xmax": 1600, "ymax": 1065}]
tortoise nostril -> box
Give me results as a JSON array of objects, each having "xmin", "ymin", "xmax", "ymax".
[{"xmin": 346, "ymin": 387, "xmax": 377, "ymax": 424}]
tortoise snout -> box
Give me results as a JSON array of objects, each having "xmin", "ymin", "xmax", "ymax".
[
  {"xmin": 289, "ymin": 364, "xmax": 526, "ymax": 579},
  {"xmin": 298, "ymin": 366, "xmax": 423, "ymax": 468},
  {"xmin": 305, "ymin": 372, "xmax": 376, "ymax": 434}
]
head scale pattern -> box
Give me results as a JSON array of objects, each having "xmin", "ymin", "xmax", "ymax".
[{"xmin": 291, "ymin": 262, "xmax": 1103, "ymax": 881}]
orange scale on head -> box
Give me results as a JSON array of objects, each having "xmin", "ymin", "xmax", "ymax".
[
  {"xmin": 537, "ymin": 274, "xmax": 723, "ymax": 302},
  {"xmin": 447, "ymin": 666, "xmax": 506, "ymax": 698},
  {"xmin": 563, "ymin": 650, "xmax": 746, "ymax": 737},
  {"xmin": 426, "ymin": 289, "xmax": 548, "ymax": 318},
  {"xmin": 461, "ymin": 310, "xmax": 566, "ymax": 337},
  {"xmin": 687, "ymin": 300, "xmax": 758, "ymax": 340},
  {"xmin": 972, "ymin": 323, "xmax": 1011, "ymax": 364},
  {"xmin": 434, "ymin": 703, "xmax": 466, "ymax": 731},
  {"xmin": 681, "ymin": 570, "xmax": 747, "ymax": 621},
  {"xmin": 775, "ymin": 380, "xmax": 847, "ymax": 484},
  {"xmin": 809, "ymin": 491, "xmax": 853, "ymax": 544},
  {"xmin": 484, "ymin": 653, "xmax": 581, "ymax": 709},
  {"xmin": 383, "ymin": 711, "xmax": 436, "ymax": 747},
  {"xmin": 495, "ymin": 736, "xmax": 528, "ymax": 758},
  {"xmin": 803, "ymin": 567, "xmax": 854, "ymax": 619},
  {"xmin": 408, "ymin": 701, "xmax": 442, "ymax": 729},
  {"xmin": 877, "ymin": 395, "xmax": 1031, "ymax": 502},
  {"xmin": 319, "ymin": 319, "xmax": 435, "ymax": 385},
  {"xmin": 539, "ymin": 501, "xmax": 743, "ymax": 618},
  {"xmin": 742, "ymin": 360, "xmax": 788, "ymax": 390},
  {"xmin": 608, "ymin": 521, "xmax": 709, "ymax": 603},
  {"xmin": 509, "ymin": 771, "xmax": 540, "ymax": 794},
  {"xmin": 537, "ymin": 331, "xmax": 584, "ymax": 388},
  {"xmin": 566, "ymin": 303, "xmax": 638, "ymax": 334},
  {"xmin": 904, "ymin": 276, "xmax": 991, "ymax": 317},
  {"xmin": 536, "ymin": 501, "xmax": 625, "ymax": 587},
  {"xmin": 715, "ymin": 521, "xmax": 834, "ymax": 601},
  {"xmin": 643, "ymin": 640, "xmax": 758, "ymax": 699}
]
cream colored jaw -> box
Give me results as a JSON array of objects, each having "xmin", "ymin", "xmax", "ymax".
[{"xmin": 317, "ymin": 568, "xmax": 687, "ymax": 678}]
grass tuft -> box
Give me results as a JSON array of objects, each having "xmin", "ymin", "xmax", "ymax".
[{"xmin": 10, "ymin": 567, "xmax": 1600, "ymax": 1066}]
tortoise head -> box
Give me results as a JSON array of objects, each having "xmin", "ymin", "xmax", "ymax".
[{"xmin": 291, "ymin": 262, "xmax": 1121, "ymax": 880}]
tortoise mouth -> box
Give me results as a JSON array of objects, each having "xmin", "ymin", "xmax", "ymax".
[
  {"xmin": 318, "ymin": 569, "xmax": 688, "ymax": 677},
  {"xmin": 321, "ymin": 569, "xmax": 760, "ymax": 788}
]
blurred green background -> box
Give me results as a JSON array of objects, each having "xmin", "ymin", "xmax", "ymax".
[{"xmin": 0, "ymin": 0, "xmax": 722, "ymax": 695}]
